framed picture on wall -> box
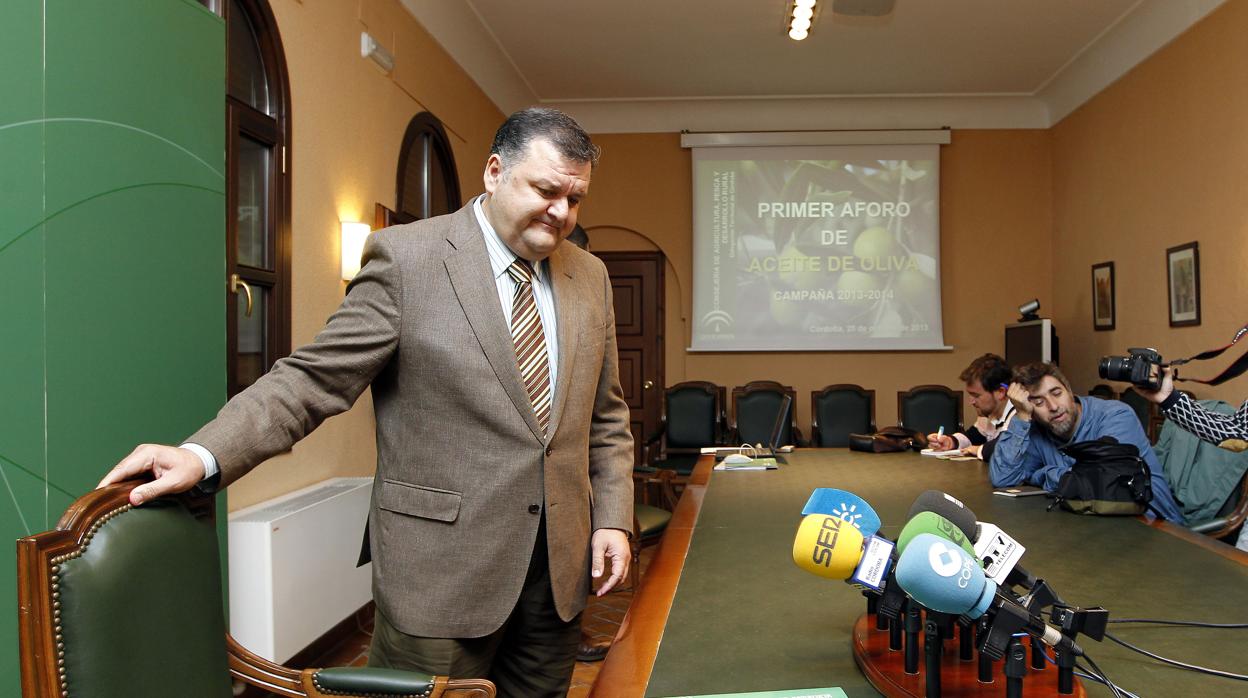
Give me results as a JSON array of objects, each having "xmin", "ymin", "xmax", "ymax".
[
  {"xmin": 1092, "ymin": 261, "xmax": 1115, "ymax": 331},
  {"xmin": 1167, "ymin": 241, "xmax": 1201, "ymax": 327}
]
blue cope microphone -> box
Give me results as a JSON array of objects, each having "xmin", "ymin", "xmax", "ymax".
[
  {"xmin": 896, "ymin": 533, "xmax": 1082, "ymax": 656},
  {"xmin": 894, "ymin": 533, "xmax": 995, "ymax": 618},
  {"xmin": 802, "ymin": 488, "xmax": 883, "ymax": 537}
]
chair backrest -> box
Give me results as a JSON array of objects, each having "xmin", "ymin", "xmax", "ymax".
[
  {"xmin": 811, "ymin": 384, "xmax": 876, "ymax": 447},
  {"xmin": 18, "ymin": 487, "xmax": 232, "ymax": 697},
  {"xmin": 664, "ymin": 381, "xmax": 724, "ymax": 448},
  {"xmin": 732, "ymin": 382, "xmax": 798, "ymax": 446},
  {"xmin": 1118, "ymin": 388, "xmax": 1157, "ymax": 441},
  {"xmin": 1088, "ymin": 384, "xmax": 1117, "ymax": 400},
  {"xmin": 897, "ymin": 384, "xmax": 963, "ymax": 436}
]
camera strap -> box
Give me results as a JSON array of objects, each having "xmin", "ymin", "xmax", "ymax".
[{"xmin": 1171, "ymin": 322, "xmax": 1248, "ymax": 386}]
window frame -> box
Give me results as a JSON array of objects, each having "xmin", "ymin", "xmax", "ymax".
[
  {"xmin": 395, "ymin": 112, "xmax": 461, "ymax": 222},
  {"xmin": 223, "ymin": 0, "xmax": 292, "ymax": 397}
]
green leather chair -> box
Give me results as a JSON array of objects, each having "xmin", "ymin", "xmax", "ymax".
[
  {"xmin": 17, "ymin": 481, "xmax": 495, "ymax": 698},
  {"xmin": 897, "ymin": 384, "xmax": 963, "ymax": 436},
  {"xmin": 643, "ymin": 380, "xmax": 727, "ymax": 479},
  {"xmin": 811, "ymin": 384, "xmax": 876, "ymax": 447},
  {"xmin": 731, "ymin": 381, "xmax": 802, "ymax": 446}
]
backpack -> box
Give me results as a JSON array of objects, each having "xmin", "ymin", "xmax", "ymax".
[{"xmin": 1053, "ymin": 437, "xmax": 1155, "ymax": 516}]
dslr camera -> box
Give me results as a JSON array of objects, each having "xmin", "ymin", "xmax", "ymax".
[{"xmin": 1098, "ymin": 348, "xmax": 1167, "ymax": 391}]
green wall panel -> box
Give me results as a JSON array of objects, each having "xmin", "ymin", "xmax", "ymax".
[
  {"xmin": 2, "ymin": 1, "xmax": 225, "ymax": 693},
  {"xmin": 0, "ymin": 1, "xmax": 48, "ymax": 689}
]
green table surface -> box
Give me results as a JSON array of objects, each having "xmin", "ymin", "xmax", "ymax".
[{"xmin": 642, "ymin": 450, "xmax": 1248, "ymax": 697}]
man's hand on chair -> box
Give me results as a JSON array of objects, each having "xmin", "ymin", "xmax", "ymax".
[{"xmin": 97, "ymin": 444, "xmax": 203, "ymax": 506}]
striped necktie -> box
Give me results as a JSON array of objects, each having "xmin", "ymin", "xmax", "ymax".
[{"xmin": 506, "ymin": 260, "xmax": 552, "ymax": 435}]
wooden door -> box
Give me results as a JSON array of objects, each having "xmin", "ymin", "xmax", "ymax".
[{"xmin": 597, "ymin": 252, "xmax": 665, "ymax": 467}]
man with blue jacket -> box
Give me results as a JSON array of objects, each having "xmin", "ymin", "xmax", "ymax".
[{"xmin": 991, "ymin": 362, "xmax": 1184, "ymax": 523}]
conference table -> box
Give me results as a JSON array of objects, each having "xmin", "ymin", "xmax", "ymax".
[{"xmin": 590, "ymin": 449, "xmax": 1248, "ymax": 697}]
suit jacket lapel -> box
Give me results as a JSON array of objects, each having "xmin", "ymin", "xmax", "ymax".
[
  {"xmin": 546, "ymin": 248, "xmax": 580, "ymax": 440},
  {"xmin": 443, "ymin": 208, "xmax": 546, "ymax": 442}
]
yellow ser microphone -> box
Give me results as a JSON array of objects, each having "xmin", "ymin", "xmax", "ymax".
[{"xmin": 792, "ymin": 513, "xmax": 866, "ymax": 580}]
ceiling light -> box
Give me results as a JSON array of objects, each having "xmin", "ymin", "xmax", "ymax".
[{"xmin": 789, "ymin": 0, "xmax": 817, "ymax": 41}]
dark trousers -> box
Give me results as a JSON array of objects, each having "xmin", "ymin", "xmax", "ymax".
[{"xmin": 368, "ymin": 518, "xmax": 581, "ymax": 697}]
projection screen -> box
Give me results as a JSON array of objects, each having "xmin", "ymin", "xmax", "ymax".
[{"xmin": 690, "ymin": 143, "xmax": 946, "ymax": 351}]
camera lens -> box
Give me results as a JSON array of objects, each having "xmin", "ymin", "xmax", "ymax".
[{"xmin": 1099, "ymin": 356, "xmax": 1131, "ymax": 381}]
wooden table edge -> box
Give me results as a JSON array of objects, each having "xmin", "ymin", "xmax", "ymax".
[
  {"xmin": 1143, "ymin": 517, "xmax": 1248, "ymax": 566},
  {"xmin": 589, "ymin": 455, "xmax": 713, "ymax": 698}
]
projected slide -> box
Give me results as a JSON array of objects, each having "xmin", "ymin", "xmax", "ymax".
[{"xmin": 691, "ymin": 144, "xmax": 945, "ymax": 351}]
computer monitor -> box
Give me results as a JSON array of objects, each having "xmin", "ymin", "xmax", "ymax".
[
  {"xmin": 1004, "ymin": 319, "xmax": 1058, "ymax": 367},
  {"xmin": 768, "ymin": 394, "xmax": 794, "ymax": 450}
]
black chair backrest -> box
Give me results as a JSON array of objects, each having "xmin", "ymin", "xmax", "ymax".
[
  {"xmin": 1089, "ymin": 384, "xmax": 1117, "ymax": 400},
  {"xmin": 55, "ymin": 500, "xmax": 232, "ymax": 697},
  {"xmin": 812, "ymin": 385, "xmax": 875, "ymax": 447},
  {"xmin": 665, "ymin": 382, "xmax": 720, "ymax": 448},
  {"xmin": 898, "ymin": 385, "xmax": 963, "ymax": 436},
  {"xmin": 733, "ymin": 384, "xmax": 796, "ymax": 446},
  {"xmin": 1119, "ymin": 388, "xmax": 1154, "ymax": 437}
]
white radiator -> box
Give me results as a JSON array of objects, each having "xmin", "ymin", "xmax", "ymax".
[{"xmin": 228, "ymin": 477, "xmax": 373, "ymax": 662}]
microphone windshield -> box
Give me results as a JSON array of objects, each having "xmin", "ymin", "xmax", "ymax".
[
  {"xmin": 895, "ymin": 533, "xmax": 995, "ymax": 618},
  {"xmin": 897, "ymin": 511, "xmax": 977, "ymax": 558},
  {"xmin": 906, "ymin": 490, "xmax": 977, "ymax": 540},
  {"xmin": 793, "ymin": 513, "xmax": 865, "ymax": 580},
  {"xmin": 801, "ymin": 488, "xmax": 882, "ymax": 537}
]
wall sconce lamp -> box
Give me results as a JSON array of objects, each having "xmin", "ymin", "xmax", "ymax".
[
  {"xmin": 361, "ymin": 32, "xmax": 395, "ymax": 74},
  {"xmin": 341, "ymin": 221, "xmax": 371, "ymax": 281}
]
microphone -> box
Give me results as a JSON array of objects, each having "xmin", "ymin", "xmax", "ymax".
[
  {"xmin": 792, "ymin": 513, "xmax": 896, "ymax": 593},
  {"xmin": 793, "ymin": 513, "xmax": 865, "ymax": 580},
  {"xmin": 907, "ymin": 490, "xmax": 1034, "ymax": 589},
  {"xmin": 802, "ymin": 488, "xmax": 883, "ymax": 537},
  {"xmin": 896, "ymin": 510, "xmax": 978, "ymax": 559},
  {"xmin": 895, "ymin": 533, "xmax": 1083, "ymax": 659}
]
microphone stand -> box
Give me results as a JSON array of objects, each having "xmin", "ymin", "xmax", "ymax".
[
  {"xmin": 889, "ymin": 611, "xmax": 904, "ymax": 651},
  {"xmin": 1003, "ymin": 636, "xmax": 1027, "ymax": 698},
  {"xmin": 975, "ymin": 617, "xmax": 994, "ymax": 683},
  {"xmin": 957, "ymin": 616, "xmax": 974, "ymax": 661},
  {"xmin": 1050, "ymin": 605, "xmax": 1110, "ymax": 695},
  {"xmin": 923, "ymin": 612, "xmax": 943, "ymax": 698},
  {"xmin": 904, "ymin": 599, "xmax": 922, "ymax": 675}
]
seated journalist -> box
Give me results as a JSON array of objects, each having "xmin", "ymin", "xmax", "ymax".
[
  {"xmin": 926, "ymin": 353, "xmax": 1017, "ymax": 461},
  {"xmin": 990, "ymin": 362, "xmax": 1185, "ymax": 523},
  {"xmin": 1142, "ymin": 366, "xmax": 1248, "ymax": 451}
]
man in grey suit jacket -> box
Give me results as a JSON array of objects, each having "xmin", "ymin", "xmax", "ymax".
[{"xmin": 101, "ymin": 108, "xmax": 634, "ymax": 696}]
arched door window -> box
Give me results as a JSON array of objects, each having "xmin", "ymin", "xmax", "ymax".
[
  {"xmin": 396, "ymin": 113, "xmax": 461, "ymax": 221},
  {"xmin": 223, "ymin": 0, "xmax": 292, "ymax": 396}
]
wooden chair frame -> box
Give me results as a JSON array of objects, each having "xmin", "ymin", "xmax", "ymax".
[
  {"xmin": 1189, "ymin": 471, "xmax": 1248, "ymax": 540},
  {"xmin": 810, "ymin": 384, "xmax": 876, "ymax": 447},
  {"xmin": 18, "ymin": 482, "xmax": 494, "ymax": 698}
]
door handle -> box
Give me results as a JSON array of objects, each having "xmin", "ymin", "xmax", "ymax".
[
  {"xmin": 230, "ymin": 274, "xmax": 254, "ymax": 318},
  {"xmin": 643, "ymin": 380, "xmax": 655, "ymax": 390}
]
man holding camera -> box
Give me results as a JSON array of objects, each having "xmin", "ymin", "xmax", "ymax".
[
  {"xmin": 990, "ymin": 362, "xmax": 1185, "ymax": 522},
  {"xmin": 1142, "ymin": 366, "xmax": 1248, "ymax": 452}
]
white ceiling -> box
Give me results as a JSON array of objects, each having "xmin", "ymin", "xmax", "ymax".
[{"xmin": 400, "ymin": 0, "xmax": 1226, "ymax": 132}]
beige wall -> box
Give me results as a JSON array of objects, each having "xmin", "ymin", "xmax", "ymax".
[
  {"xmin": 582, "ymin": 130, "xmax": 1054, "ymax": 432},
  {"xmin": 1051, "ymin": 0, "xmax": 1248, "ymax": 405},
  {"xmin": 228, "ymin": 0, "xmax": 502, "ymax": 511},
  {"xmin": 234, "ymin": 0, "xmax": 1248, "ymax": 509}
]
